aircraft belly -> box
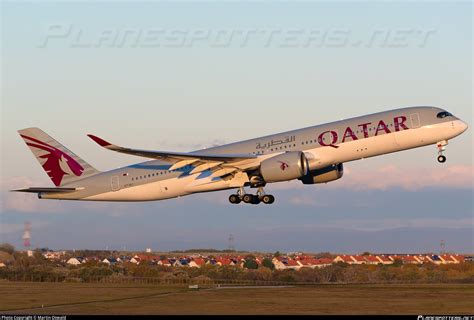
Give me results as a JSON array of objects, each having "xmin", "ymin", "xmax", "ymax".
[
  {"xmin": 83, "ymin": 181, "xmax": 168, "ymax": 201},
  {"xmin": 305, "ymin": 148, "xmax": 337, "ymax": 170},
  {"xmin": 394, "ymin": 123, "xmax": 453, "ymax": 150},
  {"xmin": 184, "ymin": 172, "xmax": 249, "ymax": 194},
  {"xmin": 394, "ymin": 127, "xmax": 425, "ymax": 148},
  {"xmin": 335, "ymin": 138, "xmax": 381, "ymax": 162},
  {"xmin": 373, "ymin": 132, "xmax": 400, "ymax": 155},
  {"xmin": 327, "ymin": 122, "xmax": 458, "ymax": 165}
]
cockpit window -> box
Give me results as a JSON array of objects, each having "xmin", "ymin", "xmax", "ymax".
[{"xmin": 437, "ymin": 111, "xmax": 453, "ymax": 119}]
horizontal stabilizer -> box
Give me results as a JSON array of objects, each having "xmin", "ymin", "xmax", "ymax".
[{"xmin": 11, "ymin": 187, "xmax": 84, "ymax": 193}]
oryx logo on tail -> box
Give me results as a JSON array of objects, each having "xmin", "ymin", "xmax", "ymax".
[{"xmin": 21, "ymin": 134, "xmax": 84, "ymax": 186}]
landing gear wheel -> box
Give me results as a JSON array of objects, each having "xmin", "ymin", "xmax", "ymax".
[
  {"xmin": 261, "ymin": 195, "xmax": 275, "ymax": 204},
  {"xmin": 437, "ymin": 155, "xmax": 446, "ymax": 163},
  {"xmin": 235, "ymin": 186, "xmax": 274, "ymax": 205},
  {"xmin": 251, "ymin": 195, "xmax": 261, "ymax": 205},
  {"xmin": 229, "ymin": 194, "xmax": 241, "ymax": 204},
  {"xmin": 243, "ymin": 194, "xmax": 254, "ymax": 204}
]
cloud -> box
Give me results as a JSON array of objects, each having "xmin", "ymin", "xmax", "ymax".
[
  {"xmin": 288, "ymin": 195, "xmax": 329, "ymax": 207},
  {"xmin": 0, "ymin": 221, "xmax": 50, "ymax": 236},
  {"xmin": 240, "ymin": 226, "xmax": 474, "ymax": 254},
  {"xmin": 1, "ymin": 176, "xmax": 137, "ymax": 216},
  {"xmin": 0, "ymin": 223, "xmax": 25, "ymax": 235},
  {"xmin": 2, "ymin": 164, "xmax": 471, "ymax": 215},
  {"xmin": 338, "ymin": 164, "xmax": 474, "ymax": 191},
  {"xmin": 153, "ymin": 138, "xmax": 227, "ymax": 152},
  {"xmin": 270, "ymin": 164, "xmax": 474, "ymax": 192},
  {"xmin": 294, "ymin": 217, "xmax": 474, "ymax": 232}
]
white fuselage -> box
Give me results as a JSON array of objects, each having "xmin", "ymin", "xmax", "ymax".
[{"xmin": 40, "ymin": 107, "xmax": 468, "ymax": 202}]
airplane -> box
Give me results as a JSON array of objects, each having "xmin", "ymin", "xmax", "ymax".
[{"xmin": 13, "ymin": 106, "xmax": 468, "ymax": 205}]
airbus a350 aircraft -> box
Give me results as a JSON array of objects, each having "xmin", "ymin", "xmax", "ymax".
[{"xmin": 15, "ymin": 106, "xmax": 468, "ymax": 204}]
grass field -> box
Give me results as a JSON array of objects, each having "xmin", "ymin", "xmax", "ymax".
[{"xmin": 1, "ymin": 282, "xmax": 473, "ymax": 315}]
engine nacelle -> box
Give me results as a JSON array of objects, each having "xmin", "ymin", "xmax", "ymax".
[
  {"xmin": 300, "ymin": 163, "xmax": 344, "ymax": 185},
  {"xmin": 260, "ymin": 152, "xmax": 309, "ymax": 183}
]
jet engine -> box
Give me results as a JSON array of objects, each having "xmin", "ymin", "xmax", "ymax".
[
  {"xmin": 260, "ymin": 152, "xmax": 309, "ymax": 183},
  {"xmin": 299, "ymin": 163, "xmax": 344, "ymax": 185}
]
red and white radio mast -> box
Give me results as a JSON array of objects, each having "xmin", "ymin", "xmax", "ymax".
[{"xmin": 23, "ymin": 221, "xmax": 31, "ymax": 249}]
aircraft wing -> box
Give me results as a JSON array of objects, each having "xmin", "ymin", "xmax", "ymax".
[{"xmin": 87, "ymin": 134, "xmax": 258, "ymax": 174}]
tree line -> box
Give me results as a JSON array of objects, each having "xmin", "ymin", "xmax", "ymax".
[{"xmin": 1, "ymin": 244, "xmax": 472, "ymax": 285}]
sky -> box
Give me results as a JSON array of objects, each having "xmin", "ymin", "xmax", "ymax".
[{"xmin": 1, "ymin": 1, "xmax": 473, "ymax": 253}]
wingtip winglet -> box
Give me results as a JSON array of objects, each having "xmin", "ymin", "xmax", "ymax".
[{"xmin": 87, "ymin": 134, "xmax": 112, "ymax": 147}]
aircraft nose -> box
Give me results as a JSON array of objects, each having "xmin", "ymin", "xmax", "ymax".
[{"xmin": 455, "ymin": 120, "xmax": 468, "ymax": 134}]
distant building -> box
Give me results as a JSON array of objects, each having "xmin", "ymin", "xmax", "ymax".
[
  {"xmin": 215, "ymin": 258, "xmax": 234, "ymax": 267},
  {"xmin": 440, "ymin": 255, "xmax": 464, "ymax": 264},
  {"xmin": 158, "ymin": 259, "xmax": 172, "ymax": 267},
  {"xmin": 297, "ymin": 259, "xmax": 315, "ymax": 269},
  {"xmin": 451, "ymin": 255, "xmax": 466, "ymax": 263},
  {"xmin": 102, "ymin": 258, "xmax": 119, "ymax": 265},
  {"xmin": 189, "ymin": 258, "xmax": 206, "ymax": 268},
  {"xmin": 43, "ymin": 251, "xmax": 63, "ymax": 260},
  {"xmin": 390, "ymin": 255, "xmax": 422, "ymax": 264},
  {"xmin": 67, "ymin": 257, "xmax": 85, "ymax": 265},
  {"xmin": 313, "ymin": 258, "xmax": 333, "ymax": 269},
  {"xmin": 284, "ymin": 259, "xmax": 301, "ymax": 270},
  {"xmin": 52, "ymin": 250, "xmax": 468, "ymax": 271},
  {"xmin": 434, "ymin": 255, "xmax": 446, "ymax": 264},
  {"xmin": 376, "ymin": 255, "xmax": 394, "ymax": 265},
  {"xmin": 350, "ymin": 256, "xmax": 367, "ymax": 265},
  {"xmin": 364, "ymin": 256, "xmax": 381, "ymax": 265},
  {"xmin": 333, "ymin": 255, "xmax": 356, "ymax": 264},
  {"xmin": 272, "ymin": 257, "xmax": 287, "ymax": 270}
]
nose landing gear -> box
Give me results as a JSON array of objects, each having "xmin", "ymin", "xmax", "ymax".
[
  {"xmin": 437, "ymin": 140, "xmax": 448, "ymax": 163},
  {"xmin": 229, "ymin": 187, "xmax": 275, "ymax": 205}
]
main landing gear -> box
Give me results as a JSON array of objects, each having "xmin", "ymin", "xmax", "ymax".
[
  {"xmin": 437, "ymin": 140, "xmax": 448, "ymax": 163},
  {"xmin": 229, "ymin": 187, "xmax": 275, "ymax": 205}
]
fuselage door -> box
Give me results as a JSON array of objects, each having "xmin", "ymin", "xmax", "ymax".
[
  {"xmin": 111, "ymin": 176, "xmax": 120, "ymax": 192},
  {"xmin": 410, "ymin": 113, "xmax": 421, "ymax": 129}
]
